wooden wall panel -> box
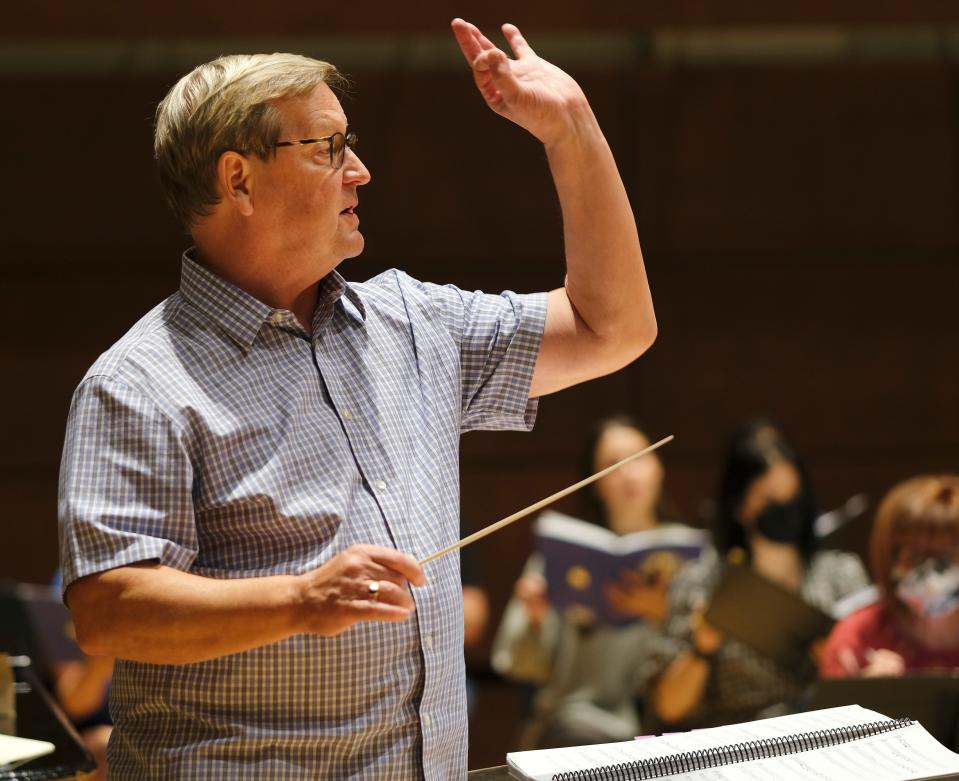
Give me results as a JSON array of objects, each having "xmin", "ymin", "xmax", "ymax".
[
  {"xmin": 659, "ymin": 66, "xmax": 959, "ymax": 253},
  {"xmin": 7, "ymin": 1, "xmax": 959, "ymax": 38},
  {"xmin": 4, "ymin": 59, "xmax": 958, "ymax": 576},
  {"xmin": 2, "ymin": 37, "xmax": 959, "ymax": 768},
  {"xmin": 2, "ymin": 78, "xmax": 178, "ymax": 250},
  {"xmin": 1, "ymin": 478, "xmax": 60, "ymax": 584}
]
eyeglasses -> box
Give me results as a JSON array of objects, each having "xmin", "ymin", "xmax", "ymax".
[{"xmin": 273, "ymin": 127, "xmax": 358, "ymax": 170}]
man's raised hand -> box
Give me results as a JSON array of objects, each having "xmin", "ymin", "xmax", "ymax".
[{"xmin": 451, "ymin": 18, "xmax": 591, "ymax": 148}]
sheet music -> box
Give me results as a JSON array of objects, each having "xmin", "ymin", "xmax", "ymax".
[
  {"xmin": 648, "ymin": 704, "xmax": 883, "ymax": 754},
  {"xmin": 664, "ymin": 724, "xmax": 959, "ymax": 781},
  {"xmin": 0, "ymin": 733, "xmax": 55, "ymax": 767},
  {"xmin": 506, "ymin": 705, "xmax": 959, "ymax": 781},
  {"xmin": 507, "ymin": 706, "xmax": 874, "ymax": 777}
]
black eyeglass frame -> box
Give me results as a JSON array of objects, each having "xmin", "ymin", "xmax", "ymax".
[{"xmin": 273, "ymin": 127, "xmax": 358, "ymax": 170}]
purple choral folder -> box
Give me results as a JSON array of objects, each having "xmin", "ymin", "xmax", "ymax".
[{"xmin": 535, "ymin": 511, "xmax": 707, "ymax": 626}]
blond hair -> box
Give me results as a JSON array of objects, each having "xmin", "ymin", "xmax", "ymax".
[{"xmin": 154, "ymin": 53, "xmax": 346, "ymax": 231}]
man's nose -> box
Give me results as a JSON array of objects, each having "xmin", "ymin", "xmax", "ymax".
[{"xmin": 343, "ymin": 148, "xmax": 371, "ymax": 185}]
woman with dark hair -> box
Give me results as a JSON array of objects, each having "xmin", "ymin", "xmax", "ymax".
[
  {"xmin": 491, "ymin": 416, "xmax": 691, "ymax": 749},
  {"xmin": 820, "ymin": 475, "xmax": 959, "ymax": 678},
  {"xmin": 648, "ymin": 418, "xmax": 869, "ymax": 729},
  {"xmin": 714, "ymin": 418, "xmax": 819, "ymax": 569}
]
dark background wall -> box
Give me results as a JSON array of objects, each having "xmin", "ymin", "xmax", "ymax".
[{"xmin": 3, "ymin": 1, "xmax": 958, "ymax": 767}]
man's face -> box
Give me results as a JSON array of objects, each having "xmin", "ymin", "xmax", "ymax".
[{"xmin": 248, "ymin": 82, "xmax": 371, "ymax": 274}]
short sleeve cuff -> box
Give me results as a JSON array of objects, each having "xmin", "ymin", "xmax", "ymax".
[
  {"xmin": 461, "ymin": 290, "xmax": 548, "ymax": 433},
  {"xmin": 60, "ymin": 528, "xmax": 197, "ymax": 601}
]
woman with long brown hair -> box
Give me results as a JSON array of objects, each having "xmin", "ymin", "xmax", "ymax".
[{"xmin": 491, "ymin": 415, "xmax": 690, "ymax": 749}]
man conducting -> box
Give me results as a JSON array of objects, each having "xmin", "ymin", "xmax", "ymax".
[{"xmin": 59, "ymin": 18, "xmax": 657, "ymax": 780}]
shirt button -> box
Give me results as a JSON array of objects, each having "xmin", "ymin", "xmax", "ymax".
[
  {"xmin": 342, "ymin": 410, "xmax": 353, "ymax": 421},
  {"xmin": 422, "ymin": 713, "xmax": 431, "ymax": 727},
  {"xmin": 268, "ymin": 311, "xmax": 283, "ymax": 324},
  {"xmin": 374, "ymin": 479, "xmax": 387, "ymax": 491},
  {"xmin": 424, "ymin": 634, "xmax": 433, "ymax": 650}
]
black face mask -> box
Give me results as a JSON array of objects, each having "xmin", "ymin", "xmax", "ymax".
[{"xmin": 753, "ymin": 498, "xmax": 806, "ymax": 544}]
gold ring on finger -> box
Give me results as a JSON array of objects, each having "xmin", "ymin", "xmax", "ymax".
[{"xmin": 367, "ymin": 580, "xmax": 381, "ymax": 601}]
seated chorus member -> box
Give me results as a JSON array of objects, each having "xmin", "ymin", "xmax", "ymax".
[
  {"xmin": 493, "ymin": 416, "xmax": 690, "ymax": 748},
  {"xmin": 820, "ymin": 475, "xmax": 959, "ymax": 678},
  {"xmin": 649, "ymin": 419, "xmax": 869, "ymax": 728}
]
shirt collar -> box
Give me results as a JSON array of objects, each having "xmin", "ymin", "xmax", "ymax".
[
  {"xmin": 179, "ymin": 249, "xmax": 366, "ymax": 353},
  {"xmin": 312, "ymin": 268, "xmax": 366, "ymax": 332}
]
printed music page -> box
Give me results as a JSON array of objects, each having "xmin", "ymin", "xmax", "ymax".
[
  {"xmin": 0, "ymin": 733, "xmax": 55, "ymax": 767},
  {"xmin": 691, "ymin": 723, "xmax": 959, "ymax": 781},
  {"xmin": 506, "ymin": 705, "xmax": 959, "ymax": 781}
]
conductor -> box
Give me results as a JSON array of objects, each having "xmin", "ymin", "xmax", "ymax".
[{"xmin": 59, "ymin": 18, "xmax": 656, "ymax": 780}]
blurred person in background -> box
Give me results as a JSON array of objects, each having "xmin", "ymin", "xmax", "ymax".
[
  {"xmin": 649, "ymin": 418, "xmax": 869, "ymax": 728},
  {"xmin": 51, "ymin": 655, "xmax": 113, "ymax": 780},
  {"xmin": 820, "ymin": 475, "xmax": 959, "ymax": 678},
  {"xmin": 492, "ymin": 416, "xmax": 690, "ymax": 748},
  {"xmin": 49, "ymin": 570, "xmax": 112, "ymax": 780},
  {"xmin": 461, "ymin": 546, "xmax": 491, "ymax": 718}
]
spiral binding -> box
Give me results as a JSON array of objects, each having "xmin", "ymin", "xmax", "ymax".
[{"xmin": 552, "ymin": 717, "xmax": 915, "ymax": 781}]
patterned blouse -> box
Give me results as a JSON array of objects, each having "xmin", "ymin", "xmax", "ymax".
[{"xmin": 655, "ymin": 546, "xmax": 870, "ymax": 728}]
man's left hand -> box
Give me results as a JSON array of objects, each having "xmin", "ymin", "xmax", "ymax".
[{"xmin": 451, "ymin": 18, "xmax": 590, "ymax": 147}]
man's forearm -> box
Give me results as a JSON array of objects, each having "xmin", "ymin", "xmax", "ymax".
[
  {"xmin": 66, "ymin": 543, "xmax": 423, "ymax": 665},
  {"xmin": 67, "ymin": 564, "xmax": 302, "ymax": 665},
  {"xmin": 546, "ymin": 107, "xmax": 656, "ymax": 351}
]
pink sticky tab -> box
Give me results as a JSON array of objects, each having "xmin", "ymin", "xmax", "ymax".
[{"xmin": 633, "ymin": 735, "xmax": 655, "ymax": 741}]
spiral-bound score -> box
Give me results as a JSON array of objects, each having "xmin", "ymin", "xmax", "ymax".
[
  {"xmin": 553, "ymin": 718, "xmax": 913, "ymax": 780},
  {"xmin": 505, "ymin": 705, "xmax": 959, "ymax": 781}
]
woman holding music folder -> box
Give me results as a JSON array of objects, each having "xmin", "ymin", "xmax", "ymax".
[
  {"xmin": 491, "ymin": 415, "xmax": 702, "ymax": 749},
  {"xmin": 648, "ymin": 418, "xmax": 869, "ymax": 729},
  {"xmin": 819, "ymin": 474, "xmax": 959, "ymax": 678}
]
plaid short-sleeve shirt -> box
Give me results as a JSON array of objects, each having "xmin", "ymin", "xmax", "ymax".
[{"xmin": 58, "ymin": 251, "xmax": 547, "ymax": 780}]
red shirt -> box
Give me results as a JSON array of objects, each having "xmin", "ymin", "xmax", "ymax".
[{"xmin": 819, "ymin": 601, "xmax": 959, "ymax": 678}]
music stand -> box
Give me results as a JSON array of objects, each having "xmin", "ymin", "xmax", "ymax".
[{"xmin": 807, "ymin": 674, "xmax": 959, "ymax": 751}]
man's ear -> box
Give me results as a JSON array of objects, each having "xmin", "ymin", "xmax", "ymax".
[{"xmin": 216, "ymin": 150, "xmax": 254, "ymax": 217}]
